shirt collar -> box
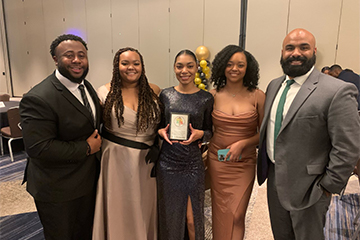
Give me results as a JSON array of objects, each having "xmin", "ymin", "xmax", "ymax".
[
  {"xmin": 55, "ymin": 69, "xmax": 84, "ymax": 91},
  {"xmin": 284, "ymin": 66, "xmax": 314, "ymax": 86}
]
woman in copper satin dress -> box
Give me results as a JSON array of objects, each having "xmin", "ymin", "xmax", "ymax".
[{"xmin": 208, "ymin": 45, "xmax": 265, "ymax": 240}]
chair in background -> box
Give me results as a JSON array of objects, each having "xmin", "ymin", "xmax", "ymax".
[
  {"xmin": 0, "ymin": 107, "xmax": 23, "ymax": 162},
  {"xmin": 0, "ymin": 93, "xmax": 10, "ymax": 101}
]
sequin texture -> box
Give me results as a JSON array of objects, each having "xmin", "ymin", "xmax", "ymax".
[{"xmin": 157, "ymin": 87, "xmax": 214, "ymax": 240}]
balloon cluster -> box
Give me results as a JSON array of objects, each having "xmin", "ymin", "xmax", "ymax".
[{"xmin": 194, "ymin": 46, "xmax": 210, "ymax": 90}]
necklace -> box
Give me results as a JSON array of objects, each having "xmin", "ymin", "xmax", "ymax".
[{"xmin": 225, "ymin": 89, "xmax": 241, "ymax": 98}]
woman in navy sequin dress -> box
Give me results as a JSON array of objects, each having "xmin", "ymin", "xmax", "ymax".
[{"xmin": 157, "ymin": 50, "xmax": 213, "ymax": 240}]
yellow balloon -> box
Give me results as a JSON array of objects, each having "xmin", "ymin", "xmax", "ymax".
[
  {"xmin": 195, "ymin": 46, "xmax": 210, "ymax": 60},
  {"xmin": 199, "ymin": 60, "xmax": 207, "ymax": 68},
  {"xmin": 198, "ymin": 83, "xmax": 206, "ymax": 89},
  {"xmin": 195, "ymin": 72, "xmax": 200, "ymax": 78},
  {"xmin": 202, "ymin": 66, "xmax": 210, "ymax": 74},
  {"xmin": 194, "ymin": 77, "xmax": 202, "ymax": 85},
  {"xmin": 205, "ymin": 72, "xmax": 211, "ymax": 79}
]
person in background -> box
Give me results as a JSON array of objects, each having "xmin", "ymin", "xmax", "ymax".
[
  {"xmin": 157, "ymin": 49, "xmax": 213, "ymax": 240},
  {"xmin": 92, "ymin": 47, "xmax": 161, "ymax": 240},
  {"xmin": 321, "ymin": 66, "xmax": 330, "ymax": 75},
  {"xmin": 257, "ymin": 28, "xmax": 360, "ymax": 240},
  {"xmin": 329, "ymin": 64, "xmax": 360, "ymax": 109},
  {"xmin": 20, "ymin": 34, "xmax": 102, "ymax": 240},
  {"xmin": 207, "ymin": 45, "xmax": 265, "ymax": 240}
]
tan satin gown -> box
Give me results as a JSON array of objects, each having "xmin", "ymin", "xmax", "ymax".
[
  {"xmin": 208, "ymin": 91, "xmax": 259, "ymax": 239},
  {"xmin": 92, "ymin": 86, "xmax": 157, "ymax": 240}
]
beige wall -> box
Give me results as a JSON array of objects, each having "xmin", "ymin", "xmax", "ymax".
[
  {"xmin": 247, "ymin": 0, "xmax": 359, "ymax": 91},
  {"xmin": 1, "ymin": 0, "xmax": 359, "ymax": 96}
]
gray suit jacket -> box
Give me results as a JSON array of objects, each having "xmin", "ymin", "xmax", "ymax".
[{"xmin": 257, "ymin": 69, "xmax": 360, "ymax": 211}]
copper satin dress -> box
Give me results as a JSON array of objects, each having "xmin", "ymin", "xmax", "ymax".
[{"xmin": 207, "ymin": 90, "xmax": 260, "ymax": 239}]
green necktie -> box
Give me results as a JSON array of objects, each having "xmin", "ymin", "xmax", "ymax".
[{"xmin": 274, "ymin": 79, "xmax": 295, "ymax": 142}]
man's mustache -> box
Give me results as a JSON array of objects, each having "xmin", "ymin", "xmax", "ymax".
[{"xmin": 284, "ymin": 56, "xmax": 307, "ymax": 64}]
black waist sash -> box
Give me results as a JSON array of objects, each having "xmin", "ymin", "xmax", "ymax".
[
  {"xmin": 102, "ymin": 127, "xmax": 151, "ymax": 150},
  {"xmin": 101, "ymin": 127, "xmax": 159, "ymax": 177}
]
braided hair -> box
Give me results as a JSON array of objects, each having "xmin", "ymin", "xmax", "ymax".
[
  {"xmin": 103, "ymin": 47, "xmax": 162, "ymax": 133},
  {"xmin": 211, "ymin": 45, "xmax": 259, "ymax": 92}
]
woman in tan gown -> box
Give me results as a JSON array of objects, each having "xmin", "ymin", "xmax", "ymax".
[
  {"xmin": 92, "ymin": 47, "xmax": 162, "ymax": 240},
  {"xmin": 208, "ymin": 45, "xmax": 265, "ymax": 240}
]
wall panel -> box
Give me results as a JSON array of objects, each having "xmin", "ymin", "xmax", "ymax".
[
  {"xmin": 288, "ymin": 0, "xmax": 342, "ymax": 73},
  {"xmin": 246, "ymin": 0, "xmax": 289, "ymax": 91},
  {"xmin": 336, "ymin": 0, "xmax": 360, "ymax": 73},
  {"xmin": 204, "ymin": 0, "xmax": 240, "ymax": 64},
  {"xmin": 0, "ymin": 1, "xmax": 9, "ymax": 93},
  {"xmin": 169, "ymin": 0, "xmax": 204, "ymax": 87},
  {"xmin": 42, "ymin": 0, "xmax": 66, "ymax": 73},
  {"xmin": 111, "ymin": 0, "xmax": 139, "ymax": 51},
  {"xmin": 4, "ymin": 0, "xmax": 28, "ymax": 95},
  {"xmin": 139, "ymin": 0, "xmax": 169, "ymax": 88},
  {"xmin": 85, "ymin": 0, "xmax": 113, "ymax": 88},
  {"xmin": 21, "ymin": 0, "xmax": 48, "ymax": 95},
  {"xmin": 4, "ymin": 0, "xmax": 48, "ymax": 96},
  {"xmin": 2, "ymin": 0, "xmax": 359, "ymax": 95},
  {"xmin": 63, "ymin": 0, "xmax": 87, "ymax": 36}
]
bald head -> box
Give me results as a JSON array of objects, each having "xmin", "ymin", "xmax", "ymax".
[
  {"xmin": 283, "ymin": 28, "xmax": 316, "ymax": 51},
  {"xmin": 280, "ymin": 28, "xmax": 317, "ymax": 78}
]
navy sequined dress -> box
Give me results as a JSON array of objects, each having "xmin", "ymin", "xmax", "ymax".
[{"xmin": 157, "ymin": 87, "xmax": 213, "ymax": 240}]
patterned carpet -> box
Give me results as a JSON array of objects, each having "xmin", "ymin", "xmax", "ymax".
[
  {"xmin": 0, "ymin": 212, "xmax": 43, "ymax": 240},
  {"xmin": 325, "ymin": 194, "xmax": 360, "ymax": 240},
  {"xmin": 0, "ymin": 152, "xmax": 43, "ymax": 240},
  {"xmin": 0, "ymin": 152, "xmax": 27, "ymax": 182},
  {"xmin": 0, "ymin": 152, "xmax": 359, "ymax": 240}
]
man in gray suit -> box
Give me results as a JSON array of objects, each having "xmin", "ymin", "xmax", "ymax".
[{"xmin": 257, "ymin": 28, "xmax": 360, "ymax": 240}]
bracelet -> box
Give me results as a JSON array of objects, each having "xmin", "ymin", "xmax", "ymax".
[{"xmin": 86, "ymin": 142, "xmax": 91, "ymax": 156}]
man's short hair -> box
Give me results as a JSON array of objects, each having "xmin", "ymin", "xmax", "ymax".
[
  {"xmin": 50, "ymin": 34, "xmax": 88, "ymax": 57},
  {"xmin": 321, "ymin": 66, "xmax": 330, "ymax": 73},
  {"xmin": 329, "ymin": 64, "xmax": 342, "ymax": 71}
]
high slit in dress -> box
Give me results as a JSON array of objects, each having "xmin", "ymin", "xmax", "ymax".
[{"xmin": 157, "ymin": 87, "xmax": 214, "ymax": 240}]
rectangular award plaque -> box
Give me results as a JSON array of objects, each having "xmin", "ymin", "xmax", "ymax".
[{"xmin": 170, "ymin": 112, "xmax": 189, "ymax": 140}]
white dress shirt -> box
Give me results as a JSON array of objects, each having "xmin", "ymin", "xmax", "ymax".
[
  {"xmin": 266, "ymin": 66, "xmax": 314, "ymax": 162},
  {"xmin": 55, "ymin": 69, "xmax": 96, "ymax": 122}
]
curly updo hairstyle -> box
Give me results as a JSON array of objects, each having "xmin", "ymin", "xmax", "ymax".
[
  {"xmin": 103, "ymin": 47, "xmax": 162, "ymax": 133},
  {"xmin": 210, "ymin": 45, "xmax": 259, "ymax": 92}
]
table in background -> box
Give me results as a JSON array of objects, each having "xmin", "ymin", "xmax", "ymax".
[
  {"xmin": 0, "ymin": 101, "xmax": 23, "ymax": 154},
  {"xmin": 0, "ymin": 101, "xmax": 19, "ymax": 128}
]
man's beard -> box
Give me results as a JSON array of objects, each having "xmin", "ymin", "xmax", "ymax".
[
  {"xmin": 58, "ymin": 65, "xmax": 89, "ymax": 84},
  {"xmin": 280, "ymin": 53, "xmax": 316, "ymax": 78}
]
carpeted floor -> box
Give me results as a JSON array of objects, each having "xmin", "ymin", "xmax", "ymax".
[
  {"xmin": 0, "ymin": 152, "xmax": 359, "ymax": 240},
  {"xmin": 325, "ymin": 194, "xmax": 360, "ymax": 240},
  {"xmin": 0, "ymin": 212, "xmax": 43, "ymax": 240}
]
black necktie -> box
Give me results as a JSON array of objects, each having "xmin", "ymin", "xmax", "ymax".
[{"xmin": 78, "ymin": 84, "xmax": 94, "ymax": 120}]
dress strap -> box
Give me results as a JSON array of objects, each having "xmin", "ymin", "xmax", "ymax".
[{"xmin": 254, "ymin": 89, "xmax": 259, "ymax": 109}]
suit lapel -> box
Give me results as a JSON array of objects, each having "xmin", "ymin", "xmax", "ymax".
[
  {"xmin": 261, "ymin": 75, "xmax": 285, "ymax": 133},
  {"xmin": 84, "ymin": 79, "xmax": 101, "ymax": 129},
  {"xmin": 50, "ymin": 74, "xmax": 95, "ymax": 127},
  {"xmin": 280, "ymin": 69, "xmax": 319, "ymax": 132}
]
